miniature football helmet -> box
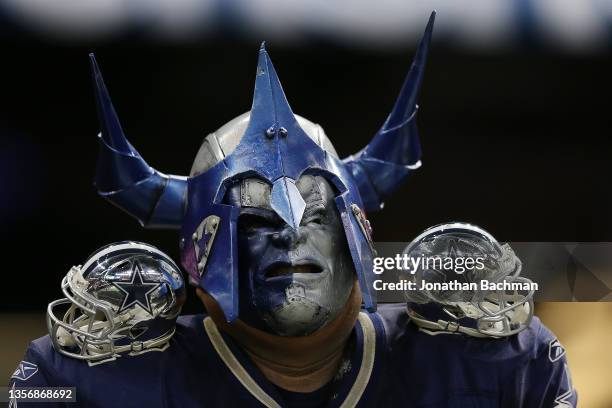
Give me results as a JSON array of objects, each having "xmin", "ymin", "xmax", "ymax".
[
  {"xmin": 47, "ymin": 241, "xmax": 186, "ymax": 365},
  {"xmin": 403, "ymin": 223, "xmax": 534, "ymax": 338}
]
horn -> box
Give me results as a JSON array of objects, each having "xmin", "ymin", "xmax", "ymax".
[
  {"xmin": 344, "ymin": 11, "xmax": 435, "ymax": 212},
  {"xmin": 249, "ymin": 42, "xmax": 296, "ymax": 131},
  {"xmin": 90, "ymin": 54, "xmax": 187, "ymax": 228}
]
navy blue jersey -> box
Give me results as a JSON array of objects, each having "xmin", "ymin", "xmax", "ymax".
[{"xmin": 9, "ymin": 304, "xmax": 576, "ymax": 407}]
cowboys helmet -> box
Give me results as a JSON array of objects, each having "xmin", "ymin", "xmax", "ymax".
[
  {"xmin": 46, "ymin": 241, "xmax": 186, "ymax": 365},
  {"xmin": 403, "ymin": 223, "xmax": 535, "ymax": 338}
]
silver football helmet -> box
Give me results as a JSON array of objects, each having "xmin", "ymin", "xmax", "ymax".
[
  {"xmin": 47, "ymin": 241, "xmax": 186, "ymax": 365},
  {"xmin": 403, "ymin": 223, "xmax": 534, "ymax": 338}
]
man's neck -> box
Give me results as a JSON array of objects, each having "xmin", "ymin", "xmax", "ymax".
[{"xmin": 200, "ymin": 281, "xmax": 362, "ymax": 393}]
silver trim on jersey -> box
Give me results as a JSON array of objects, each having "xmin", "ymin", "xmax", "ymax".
[{"xmin": 202, "ymin": 312, "xmax": 376, "ymax": 408}]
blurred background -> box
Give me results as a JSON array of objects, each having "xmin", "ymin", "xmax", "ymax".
[{"xmin": 0, "ymin": 0, "xmax": 610, "ymax": 406}]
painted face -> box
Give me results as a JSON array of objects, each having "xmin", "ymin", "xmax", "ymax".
[{"xmin": 225, "ymin": 175, "xmax": 355, "ymax": 336}]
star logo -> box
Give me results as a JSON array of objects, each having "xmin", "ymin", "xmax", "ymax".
[{"xmin": 112, "ymin": 262, "xmax": 161, "ymax": 315}]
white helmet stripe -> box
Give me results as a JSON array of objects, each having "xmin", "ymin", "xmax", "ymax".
[{"xmin": 81, "ymin": 241, "xmax": 177, "ymax": 274}]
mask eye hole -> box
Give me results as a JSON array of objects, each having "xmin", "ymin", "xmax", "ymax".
[
  {"xmin": 239, "ymin": 213, "xmax": 277, "ymax": 234},
  {"xmin": 305, "ymin": 215, "xmax": 323, "ymax": 225},
  {"xmin": 302, "ymin": 206, "xmax": 326, "ymax": 226}
]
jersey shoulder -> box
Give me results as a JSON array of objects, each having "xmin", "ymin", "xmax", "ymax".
[
  {"xmin": 375, "ymin": 302, "xmax": 557, "ymax": 365},
  {"xmin": 11, "ymin": 313, "xmax": 211, "ymax": 386}
]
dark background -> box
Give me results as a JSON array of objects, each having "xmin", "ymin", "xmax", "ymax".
[{"xmin": 1, "ymin": 32, "xmax": 610, "ymax": 313}]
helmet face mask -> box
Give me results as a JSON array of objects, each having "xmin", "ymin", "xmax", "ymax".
[
  {"xmin": 46, "ymin": 242, "xmax": 186, "ymax": 365},
  {"xmin": 229, "ymin": 175, "xmax": 355, "ymax": 336},
  {"xmin": 472, "ymin": 275, "xmax": 534, "ymax": 337},
  {"xmin": 177, "ymin": 50, "xmax": 380, "ymax": 324},
  {"xmin": 404, "ymin": 223, "xmax": 535, "ymax": 338},
  {"xmin": 47, "ymin": 268, "xmax": 122, "ymax": 364}
]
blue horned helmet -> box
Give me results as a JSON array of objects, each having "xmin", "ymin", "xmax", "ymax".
[{"xmin": 91, "ymin": 12, "xmax": 435, "ymax": 334}]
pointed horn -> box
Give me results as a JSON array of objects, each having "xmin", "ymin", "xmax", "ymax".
[
  {"xmin": 250, "ymin": 41, "xmax": 296, "ymax": 127},
  {"xmin": 90, "ymin": 54, "xmax": 187, "ymax": 228},
  {"xmin": 90, "ymin": 54, "xmax": 135, "ymax": 154},
  {"xmin": 381, "ymin": 10, "xmax": 434, "ymax": 136},
  {"xmin": 343, "ymin": 11, "xmax": 435, "ymax": 212}
]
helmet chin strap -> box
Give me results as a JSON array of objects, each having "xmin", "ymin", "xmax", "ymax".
[{"xmin": 198, "ymin": 280, "xmax": 362, "ymax": 393}]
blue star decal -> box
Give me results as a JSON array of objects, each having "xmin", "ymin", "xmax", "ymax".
[{"xmin": 112, "ymin": 262, "xmax": 161, "ymax": 315}]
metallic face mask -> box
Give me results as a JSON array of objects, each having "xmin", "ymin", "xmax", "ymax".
[{"xmin": 226, "ymin": 175, "xmax": 354, "ymax": 336}]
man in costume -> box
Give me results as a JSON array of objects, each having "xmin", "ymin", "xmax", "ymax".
[{"xmin": 11, "ymin": 12, "xmax": 576, "ymax": 407}]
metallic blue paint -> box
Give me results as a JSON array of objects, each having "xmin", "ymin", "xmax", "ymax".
[
  {"xmin": 90, "ymin": 12, "xmax": 436, "ymax": 323},
  {"xmin": 344, "ymin": 11, "xmax": 435, "ymax": 211},
  {"xmin": 180, "ymin": 43, "xmax": 377, "ymax": 322},
  {"xmin": 270, "ymin": 177, "xmax": 306, "ymax": 230},
  {"xmin": 90, "ymin": 54, "xmax": 187, "ymax": 229}
]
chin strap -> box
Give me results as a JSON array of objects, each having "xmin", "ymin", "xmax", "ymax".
[
  {"xmin": 407, "ymin": 310, "xmax": 496, "ymax": 339},
  {"xmin": 85, "ymin": 329, "xmax": 175, "ymax": 367},
  {"xmin": 118, "ymin": 328, "xmax": 175, "ymax": 355}
]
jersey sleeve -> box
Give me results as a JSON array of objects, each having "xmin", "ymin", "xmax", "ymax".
[
  {"xmin": 8, "ymin": 340, "xmax": 68, "ymax": 408},
  {"xmin": 501, "ymin": 325, "xmax": 577, "ymax": 407}
]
